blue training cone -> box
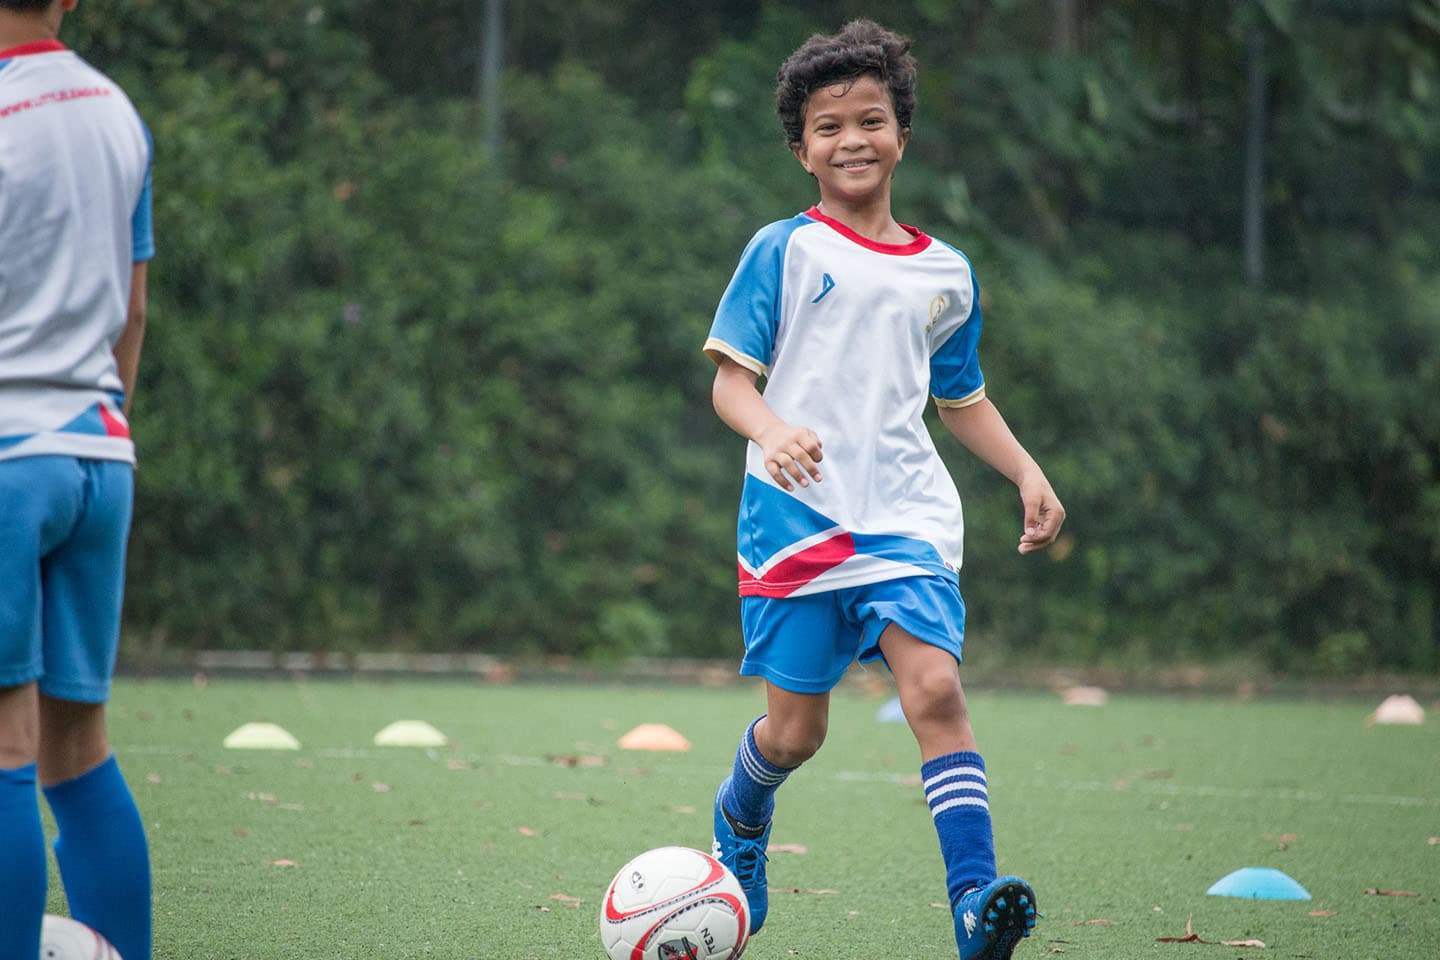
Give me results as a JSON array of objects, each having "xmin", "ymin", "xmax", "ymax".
[
  {"xmin": 876, "ymin": 697, "xmax": 906, "ymax": 722},
  {"xmin": 1206, "ymin": 867, "xmax": 1311, "ymax": 900}
]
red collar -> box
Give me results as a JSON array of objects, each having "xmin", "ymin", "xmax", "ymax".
[
  {"xmin": 805, "ymin": 205, "xmax": 932, "ymax": 256},
  {"xmin": 0, "ymin": 39, "xmax": 67, "ymax": 59}
]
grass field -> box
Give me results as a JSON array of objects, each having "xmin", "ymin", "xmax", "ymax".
[{"xmin": 62, "ymin": 677, "xmax": 1439, "ymax": 959}]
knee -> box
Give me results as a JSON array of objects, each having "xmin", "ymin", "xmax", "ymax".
[
  {"xmin": 759, "ymin": 713, "xmax": 827, "ymax": 768},
  {"xmin": 900, "ymin": 670, "xmax": 967, "ymax": 727},
  {"xmin": 0, "ymin": 686, "xmax": 40, "ymax": 769}
]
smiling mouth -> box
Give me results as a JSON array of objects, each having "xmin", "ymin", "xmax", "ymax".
[{"xmin": 835, "ymin": 159, "xmax": 875, "ymax": 170}]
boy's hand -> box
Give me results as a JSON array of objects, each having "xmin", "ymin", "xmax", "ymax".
[
  {"xmin": 1017, "ymin": 474, "xmax": 1065, "ymax": 555},
  {"xmin": 756, "ymin": 423, "xmax": 824, "ymax": 491}
]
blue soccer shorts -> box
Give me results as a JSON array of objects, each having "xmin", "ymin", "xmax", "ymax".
[
  {"xmin": 739, "ymin": 574, "xmax": 967, "ymax": 694},
  {"xmin": 0, "ymin": 456, "xmax": 134, "ymax": 702}
]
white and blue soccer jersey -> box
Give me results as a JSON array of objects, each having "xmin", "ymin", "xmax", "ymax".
[
  {"xmin": 705, "ymin": 206, "xmax": 986, "ymax": 598},
  {"xmin": 0, "ymin": 39, "xmax": 154, "ymax": 466}
]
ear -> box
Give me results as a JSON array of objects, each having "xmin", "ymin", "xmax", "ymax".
[
  {"xmin": 896, "ymin": 126, "xmax": 911, "ymax": 160},
  {"xmin": 790, "ymin": 141, "xmax": 813, "ymax": 176}
]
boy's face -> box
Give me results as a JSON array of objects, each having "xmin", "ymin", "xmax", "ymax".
[{"xmin": 791, "ymin": 74, "xmax": 909, "ymax": 211}]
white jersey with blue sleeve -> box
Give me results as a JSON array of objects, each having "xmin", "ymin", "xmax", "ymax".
[
  {"xmin": 704, "ymin": 206, "xmax": 986, "ymax": 598},
  {"xmin": 0, "ymin": 40, "xmax": 154, "ymax": 466}
]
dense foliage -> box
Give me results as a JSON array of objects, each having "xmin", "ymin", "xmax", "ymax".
[{"xmin": 63, "ymin": 0, "xmax": 1439, "ymax": 673}]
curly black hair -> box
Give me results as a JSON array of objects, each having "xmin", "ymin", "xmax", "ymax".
[
  {"xmin": 0, "ymin": 0, "xmax": 56, "ymax": 10},
  {"xmin": 775, "ymin": 19, "xmax": 918, "ymax": 147}
]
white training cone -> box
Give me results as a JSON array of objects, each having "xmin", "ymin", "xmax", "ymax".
[
  {"xmin": 1368, "ymin": 694, "xmax": 1425, "ymax": 726},
  {"xmin": 617, "ymin": 723, "xmax": 691, "ymax": 751},
  {"xmin": 1061, "ymin": 685, "xmax": 1110, "ymax": 706},
  {"xmin": 223, "ymin": 722, "xmax": 301, "ymax": 750},
  {"xmin": 373, "ymin": 720, "xmax": 448, "ymax": 747}
]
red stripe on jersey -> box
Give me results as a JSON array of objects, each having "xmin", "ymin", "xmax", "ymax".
[
  {"xmin": 98, "ymin": 405, "xmax": 130, "ymax": 439},
  {"xmin": 738, "ymin": 531, "xmax": 856, "ymax": 597}
]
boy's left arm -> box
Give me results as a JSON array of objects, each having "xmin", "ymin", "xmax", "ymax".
[{"xmin": 937, "ymin": 398, "xmax": 1065, "ymax": 555}]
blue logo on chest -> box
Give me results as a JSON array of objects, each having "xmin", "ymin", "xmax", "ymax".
[{"xmin": 811, "ymin": 273, "xmax": 836, "ymax": 304}]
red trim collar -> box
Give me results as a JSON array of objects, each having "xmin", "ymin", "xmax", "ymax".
[
  {"xmin": 0, "ymin": 39, "xmax": 66, "ymax": 59},
  {"xmin": 805, "ymin": 205, "xmax": 931, "ymax": 256}
]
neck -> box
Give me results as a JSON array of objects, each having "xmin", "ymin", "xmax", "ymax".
[
  {"xmin": 815, "ymin": 195, "xmax": 908, "ymax": 245},
  {"xmin": 0, "ymin": 10, "xmax": 61, "ymax": 50}
]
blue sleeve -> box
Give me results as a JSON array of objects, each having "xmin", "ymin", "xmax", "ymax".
[
  {"xmin": 929, "ymin": 267, "xmax": 985, "ymax": 404},
  {"xmin": 131, "ymin": 120, "xmax": 155, "ymax": 263},
  {"xmin": 703, "ymin": 223, "xmax": 793, "ymax": 375}
]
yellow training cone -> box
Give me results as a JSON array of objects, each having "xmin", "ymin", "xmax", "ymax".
[
  {"xmin": 223, "ymin": 722, "xmax": 301, "ymax": 750},
  {"xmin": 373, "ymin": 720, "xmax": 449, "ymax": 747}
]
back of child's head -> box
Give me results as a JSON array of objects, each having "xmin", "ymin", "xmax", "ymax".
[{"xmin": 775, "ymin": 19, "xmax": 918, "ymax": 148}]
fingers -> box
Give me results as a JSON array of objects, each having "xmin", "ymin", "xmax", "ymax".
[
  {"xmin": 1017, "ymin": 496, "xmax": 1065, "ymax": 555},
  {"xmin": 765, "ymin": 429, "xmax": 823, "ymax": 491}
]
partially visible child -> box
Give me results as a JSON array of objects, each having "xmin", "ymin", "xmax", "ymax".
[
  {"xmin": 702, "ymin": 20, "xmax": 1065, "ymax": 960},
  {"xmin": 0, "ymin": 1, "xmax": 155, "ymax": 957}
]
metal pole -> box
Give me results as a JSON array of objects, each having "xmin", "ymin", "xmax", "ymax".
[
  {"xmin": 479, "ymin": 0, "xmax": 503, "ymax": 156},
  {"xmin": 1243, "ymin": 28, "xmax": 1266, "ymax": 286}
]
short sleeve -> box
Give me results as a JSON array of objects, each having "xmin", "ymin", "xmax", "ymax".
[
  {"xmin": 929, "ymin": 265, "xmax": 985, "ymax": 407},
  {"xmin": 131, "ymin": 121, "xmax": 155, "ymax": 263},
  {"xmin": 703, "ymin": 222, "xmax": 793, "ymax": 376}
]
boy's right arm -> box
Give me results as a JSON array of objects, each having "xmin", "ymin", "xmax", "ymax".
[{"xmin": 712, "ymin": 357, "xmax": 824, "ymax": 492}]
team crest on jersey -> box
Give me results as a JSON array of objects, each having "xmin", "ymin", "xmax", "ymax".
[
  {"xmin": 926, "ymin": 294, "xmax": 947, "ymax": 333},
  {"xmin": 657, "ymin": 936, "xmax": 701, "ymax": 959}
]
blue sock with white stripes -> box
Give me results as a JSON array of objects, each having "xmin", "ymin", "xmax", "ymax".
[
  {"xmin": 921, "ymin": 751, "xmax": 997, "ymax": 909},
  {"xmin": 0, "ymin": 764, "xmax": 47, "ymax": 960},
  {"xmin": 723, "ymin": 716, "xmax": 794, "ymax": 830},
  {"xmin": 44, "ymin": 755, "xmax": 152, "ymax": 960}
]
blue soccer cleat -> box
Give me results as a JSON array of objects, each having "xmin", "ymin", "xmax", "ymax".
[
  {"xmin": 711, "ymin": 776, "xmax": 772, "ymax": 934},
  {"xmin": 953, "ymin": 875, "xmax": 1039, "ymax": 960}
]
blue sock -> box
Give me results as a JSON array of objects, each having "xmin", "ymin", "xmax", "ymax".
[
  {"xmin": 922, "ymin": 751, "xmax": 997, "ymax": 909},
  {"xmin": 0, "ymin": 764, "xmax": 47, "ymax": 960},
  {"xmin": 43, "ymin": 755, "xmax": 152, "ymax": 960},
  {"xmin": 722, "ymin": 716, "xmax": 794, "ymax": 830}
]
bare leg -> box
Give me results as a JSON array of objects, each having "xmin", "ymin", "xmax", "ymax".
[
  {"xmin": 878, "ymin": 623, "xmax": 975, "ymax": 760},
  {"xmin": 0, "ymin": 682, "xmax": 40, "ymax": 768},
  {"xmin": 753, "ymin": 681, "xmax": 829, "ymax": 768},
  {"xmin": 38, "ymin": 696, "xmax": 109, "ymax": 786}
]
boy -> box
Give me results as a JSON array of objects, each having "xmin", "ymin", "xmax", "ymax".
[
  {"xmin": 0, "ymin": 1, "xmax": 155, "ymax": 958},
  {"xmin": 703, "ymin": 20, "xmax": 1064, "ymax": 960}
]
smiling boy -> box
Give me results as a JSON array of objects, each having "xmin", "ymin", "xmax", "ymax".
[{"xmin": 702, "ymin": 20, "xmax": 1064, "ymax": 960}]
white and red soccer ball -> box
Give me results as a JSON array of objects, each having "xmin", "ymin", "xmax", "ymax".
[
  {"xmin": 40, "ymin": 915, "xmax": 123, "ymax": 960},
  {"xmin": 600, "ymin": 846, "xmax": 749, "ymax": 960}
]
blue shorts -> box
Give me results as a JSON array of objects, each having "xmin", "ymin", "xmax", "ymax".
[
  {"xmin": 0, "ymin": 456, "xmax": 134, "ymax": 702},
  {"xmin": 739, "ymin": 575, "xmax": 967, "ymax": 694}
]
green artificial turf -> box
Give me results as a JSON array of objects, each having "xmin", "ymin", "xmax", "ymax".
[{"xmin": 63, "ymin": 678, "xmax": 1439, "ymax": 959}]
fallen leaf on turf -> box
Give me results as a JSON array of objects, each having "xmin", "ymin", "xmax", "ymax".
[
  {"xmin": 1157, "ymin": 914, "xmax": 1200, "ymax": 943},
  {"xmin": 668, "ymin": 804, "xmax": 696, "ymax": 814},
  {"xmin": 1428, "ymin": 837, "xmax": 1439, "ymax": 845},
  {"xmin": 146, "ymin": 773, "xmax": 161, "ymax": 784},
  {"xmin": 1046, "ymin": 948, "xmax": 1066, "ymax": 954},
  {"xmin": 535, "ymin": 905, "xmax": 550, "ymax": 912},
  {"xmin": 773, "ymin": 887, "xmax": 837, "ymax": 894},
  {"xmin": 1278, "ymin": 833, "xmax": 1299, "ymax": 843},
  {"xmin": 517, "ymin": 826, "xmax": 538, "ymax": 836},
  {"xmin": 770, "ymin": 843, "xmax": 807, "ymax": 854},
  {"xmin": 1072, "ymin": 919, "xmax": 1114, "ymax": 926},
  {"xmin": 1309, "ymin": 910, "xmax": 1336, "ymax": 917},
  {"xmin": 372, "ymin": 782, "xmax": 390, "ymax": 793},
  {"xmin": 1364, "ymin": 888, "xmax": 1420, "ymax": 897},
  {"xmin": 930, "ymin": 902, "xmax": 947, "ymax": 909},
  {"xmin": 549, "ymin": 894, "xmax": 582, "ymax": 908},
  {"xmin": 447, "ymin": 759, "xmax": 469, "ymax": 770},
  {"xmin": 547, "ymin": 753, "xmax": 606, "ymax": 767},
  {"xmin": 269, "ymin": 859, "xmax": 299, "ymax": 867},
  {"xmin": 1220, "ymin": 939, "xmax": 1265, "ymax": 947}
]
